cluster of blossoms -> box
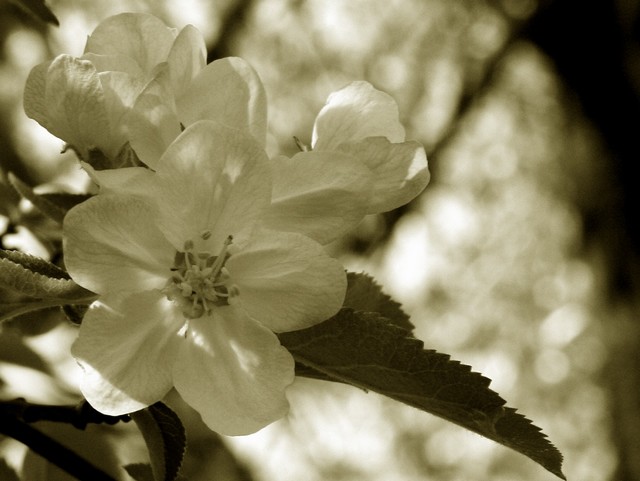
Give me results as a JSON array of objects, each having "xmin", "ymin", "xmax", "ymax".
[{"xmin": 24, "ymin": 13, "xmax": 429, "ymax": 435}]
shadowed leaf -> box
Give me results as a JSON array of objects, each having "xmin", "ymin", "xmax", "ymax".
[
  {"xmin": 345, "ymin": 271, "xmax": 413, "ymax": 331},
  {"xmin": 8, "ymin": 173, "xmax": 89, "ymax": 224},
  {"xmin": 279, "ymin": 309, "xmax": 565, "ymax": 479},
  {"xmin": 9, "ymin": 0, "xmax": 58, "ymax": 25},
  {"xmin": 131, "ymin": 403, "xmax": 186, "ymax": 481}
]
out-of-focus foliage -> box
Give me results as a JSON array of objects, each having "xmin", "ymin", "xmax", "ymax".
[{"xmin": 0, "ymin": 0, "xmax": 635, "ymax": 480}]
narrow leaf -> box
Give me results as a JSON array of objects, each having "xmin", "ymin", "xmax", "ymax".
[
  {"xmin": 8, "ymin": 0, "xmax": 59, "ymax": 25},
  {"xmin": 8, "ymin": 173, "xmax": 88, "ymax": 224},
  {"xmin": 345, "ymin": 271, "xmax": 413, "ymax": 331},
  {"xmin": 131, "ymin": 402, "xmax": 186, "ymax": 481},
  {"xmin": 279, "ymin": 309, "xmax": 565, "ymax": 479},
  {"xmin": 0, "ymin": 249, "xmax": 94, "ymax": 301}
]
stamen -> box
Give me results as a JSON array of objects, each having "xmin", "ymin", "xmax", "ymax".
[{"xmin": 164, "ymin": 235, "xmax": 235, "ymax": 318}]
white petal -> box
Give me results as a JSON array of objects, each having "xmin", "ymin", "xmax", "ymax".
[
  {"xmin": 24, "ymin": 55, "xmax": 111, "ymax": 160},
  {"xmin": 338, "ymin": 137, "xmax": 430, "ymax": 213},
  {"xmin": 23, "ymin": 60, "xmax": 50, "ymax": 130},
  {"xmin": 167, "ymin": 25, "xmax": 206, "ymax": 96},
  {"xmin": 312, "ymin": 81, "xmax": 405, "ymax": 151},
  {"xmin": 63, "ymin": 194, "xmax": 175, "ymax": 297},
  {"xmin": 176, "ymin": 57, "xmax": 267, "ymax": 147},
  {"xmin": 263, "ymin": 151, "xmax": 372, "ymax": 244},
  {"xmin": 127, "ymin": 66, "xmax": 181, "ymax": 168},
  {"xmin": 81, "ymin": 163, "xmax": 155, "ymax": 197},
  {"xmin": 173, "ymin": 308, "xmax": 294, "ymax": 435},
  {"xmin": 152, "ymin": 121, "xmax": 272, "ymax": 251},
  {"xmin": 227, "ymin": 229, "xmax": 347, "ymax": 332},
  {"xmin": 85, "ymin": 13, "xmax": 176, "ymax": 75},
  {"xmin": 72, "ymin": 292, "xmax": 183, "ymax": 416},
  {"xmin": 99, "ymin": 70, "xmax": 145, "ymax": 157},
  {"xmin": 82, "ymin": 52, "xmax": 144, "ymax": 78}
]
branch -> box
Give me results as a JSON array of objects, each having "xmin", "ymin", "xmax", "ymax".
[
  {"xmin": 0, "ymin": 398, "xmax": 130, "ymax": 429},
  {"xmin": 0, "ymin": 412, "xmax": 117, "ymax": 481}
]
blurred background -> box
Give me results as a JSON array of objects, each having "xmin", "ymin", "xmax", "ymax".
[{"xmin": 1, "ymin": 0, "xmax": 639, "ymax": 480}]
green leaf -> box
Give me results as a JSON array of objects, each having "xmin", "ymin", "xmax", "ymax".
[
  {"xmin": 131, "ymin": 402, "xmax": 186, "ymax": 481},
  {"xmin": 345, "ymin": 271, "xmax": 414, "ymax": 331},
  {"xmin": 279, "ymin": 309, "xmax": 565, "ymax": 480},
  {"xmin": 8, "ymin": 0, "xmax": 59, "ymax": 25},
  {"xmin": 8, "ymin": 173, "xmax": 89, "ymax": 224}
]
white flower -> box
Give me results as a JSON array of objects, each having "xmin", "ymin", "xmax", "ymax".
[
  {"xmin": 24, "ymin": 13, "xmax": 266, "ymax": 167},
  {"xmin": 264, "ymin": 81, "xmax": 430, "ymax": 245},
  {"xmin": 63, "ymin": 121, "xmax": 346, "ymax": 435},
  {"xmin": 312, "ymin": 81, "xmax": 430, "ymax": 214}
]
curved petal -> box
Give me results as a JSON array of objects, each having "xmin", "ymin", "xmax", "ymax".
[
  {"xmin": 63, "ymin": 194, "xmax": 175, "ymax": 296},
  {"xmin": 82, "ymin": 52, "xmax": 144, "ymax": 78},
  {"xmin": 152, "ymin": 121, "xmax": 271, "ymax": 251},
  {"xmin": 72, "ymin": 291, "xmax": 183, "ymax": 416},
  {"xmin": 85, "ymin": 12, "xmax": 176, "ymax": 75},
  {"xmin": 81, "ymin": 163, "xmax": 155, "ymax": 196},
  {"xmin": 263, "ymin": 151, "xmax": 372, "ymax": 244},
  {"xmin": 167, "ymin": 25, "xmax": 206, "ymax": 96},
  {"xmin": 23, "ymin": 60, "xmax": 51, "ymax": 130},
  {"xmin": 226, "ymin": 229, "xmax": 347, "ymax": 332},
  {"xmin": 173, "ymin": 308, "xmax": 294, "ymax": 435},
  {"xmin": 127, "ymin": 66, "xmax": 181, "ymax": 168},
  {"xmin": 312, "ymin": 81, "xmax": 405, "ymax": 151},
  {"xmin": 99, "ymin": 70, "xmax": 145, "ymax": 158},
  {"xmin": 176, "ymin": 57, "xmax": 267, "ymax": 147},
  {"xmin": 338, "ymin": 137, "xmax": 430, "ymax": 213},
  {"xmin": 24, "ymin": 55, "xmax": 111, "ymax": 160}
]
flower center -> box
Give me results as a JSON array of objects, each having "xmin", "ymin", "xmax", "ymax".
[{"xmin": 164, "ymin": 234, "xmax": 236, "ymax": 318}]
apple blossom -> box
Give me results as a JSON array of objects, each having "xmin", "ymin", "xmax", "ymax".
[
  {"xmin": 311, "ymin": 82, "xmax": 430, "ymax": 215},
  {"xmin": 24, "ymin": 13, "xmax": 265, "ymax": 168},
  {"xmin": 63, "ymin": 121, "xmax": 347, "ymax": 435},
  {"xmin": 263, "ymin": 82, "xmax": 430, "ymax": 245}
]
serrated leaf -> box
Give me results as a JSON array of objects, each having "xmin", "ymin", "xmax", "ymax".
[
  {"xmin": 0, "ymin": 249, "xmax": 93, "ymax": 300},
  {"xmin": 8, "ymin": 173, "xmax": 88, "ymax": 224},
  {"xmin": 0, "ymin": 249, "xmax": 68, "ymax": 279},
  {"xmin": 279, "ymin": 309, "xmax": 565, "ymax": 479},
  {"xmin": 345, "ymin": 271, "xmax": 414, "ymax": 331},
  {"xmin": 131, "ymin": 402, "xmax": 186, "ymax": 481},
  {"xmin": 124, "ymin": 463, "xmax": 155, "ymax": 481},
  {"xmin": 8, "ymin": 0, "xmax": 58, "ymax": 25}
]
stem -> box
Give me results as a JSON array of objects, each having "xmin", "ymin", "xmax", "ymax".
[
  {"xmin": 0, "ymin": 414, "xmax": 117, "ymax": 481},
  {"xmin": 0, "ymin": 399, "xmax": 130, "ymax": 429}
]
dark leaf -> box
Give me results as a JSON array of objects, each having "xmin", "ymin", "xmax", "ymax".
[
  {"xmin": 8, "ymin": 173, "xmax": 89, "ymax": 224},
  {"xmin": 61, "ymin": 304, "xmax": 89, "ymax": 325},
  {"xmin": 124, "ymin": 463, "xmax": 156, "ymax": 481},
  {"xmin": 8, "ymin": 173, "xmax": 67, "ymax": 224},
  {"xmin": 8, "ymin": 0, "xmax": 58, "ymax": 25},
  {"xmin": 345, "ymin": 271, "xmax": 414, "ymax": 331},
  {"xmin": 131, "ymin": 402, "xmax": 186, "ymax": 481},
  {"xmin": 279, "ymin": 309, "xmax": 565, "ymax": 479}
]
